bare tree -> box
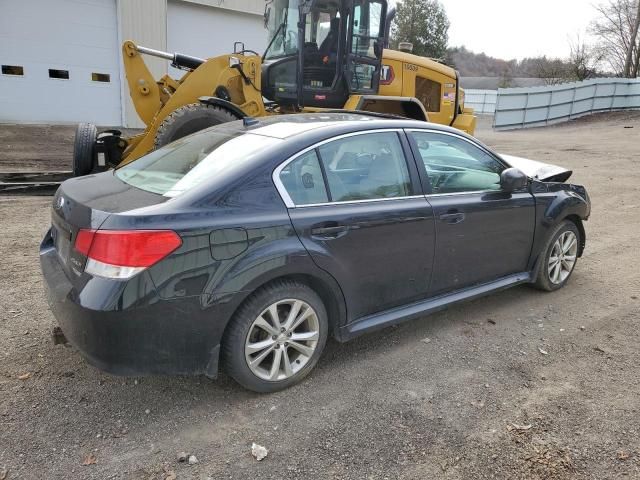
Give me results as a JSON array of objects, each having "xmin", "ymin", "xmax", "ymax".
[
  {"xmin": 532, "ymin": 56, "xmax": 570, "ymax": 85},
  {"xmin": 624, "ymin": 0, "xmax": 640, "ymax": 75},
  {"xmin": 568, "ymin": 35, "xmax": 603, "ymax": 80},
  {"xmin": 590, "ymin": 0, "xmax": 640, "ymax": 77}
]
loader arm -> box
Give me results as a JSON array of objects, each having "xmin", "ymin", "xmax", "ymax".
[
  {"xmin": 119, "ymin": 51, "xmax": 266, "ymax": 165},
  {"xmin": 122, "ymin": 41, "xmax": 163, "ymax": 127}
]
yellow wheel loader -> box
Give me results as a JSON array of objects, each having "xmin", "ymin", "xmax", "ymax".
[{"xmin": 73, "ymin": 0, "xmax": 476, "ymax": 176}]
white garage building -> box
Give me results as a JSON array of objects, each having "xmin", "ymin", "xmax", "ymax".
[{"xmin": 0, "ymin": 0, "xmax": 267, "ymax": 127}]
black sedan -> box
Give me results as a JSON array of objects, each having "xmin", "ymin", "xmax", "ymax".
[{"xmin": 40, "ymin": 113, "xmax": 591, "ymax": 392}]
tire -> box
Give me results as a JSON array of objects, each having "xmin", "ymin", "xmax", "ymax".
[
  {"xmin": 223, "ymin": 280, "xmax": 329, "ymax": 393},
  {"xmin": 72, "ymin": 123, "xmax": 97, "ymax": 177},
  {"xmin": 154, "ymin": 103, "xmax": 239, "ymax": 148},
  {"xmin": 533, "ymin": 220, "xmax": 580, "ymax": 292}
]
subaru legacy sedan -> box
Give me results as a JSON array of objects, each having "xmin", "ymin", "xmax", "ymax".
[{"xmin": 40, "ymin": 113, "xmax": 590, "ymax": 392}]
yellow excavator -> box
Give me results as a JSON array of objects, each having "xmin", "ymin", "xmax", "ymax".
[{"xmin": 73, "ymin": 0, "xmax": 475, "ymax": 176}]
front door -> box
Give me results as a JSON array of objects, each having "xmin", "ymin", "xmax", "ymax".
[
  {"xmin": 407, "ymin": 129, "xmax": 536, "ymax": 296},
  {"xmin": 276, "ymin": 130, "xmax": 435, "ymax": 321}
]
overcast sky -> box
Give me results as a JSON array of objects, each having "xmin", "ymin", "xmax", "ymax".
[{"xmin": 438, "ymin": 0, "xmax": 599, "ymax": 60}]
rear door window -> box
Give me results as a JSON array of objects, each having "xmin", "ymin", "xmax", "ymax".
[
  {"xmin": 279, "ymin": 150, "xmax": 329, "ymax": 205},
  {"xmin": 318, "ymin": 131, "xmax": 412, "ymax": 201},
  {"xmin": 277, "ymin": 131, "xmax": 413, "ymax": 206}
]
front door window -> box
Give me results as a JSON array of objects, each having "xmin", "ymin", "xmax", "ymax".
[{"xmin": 410, "ymin": 131, "xmax": 505, "ymax": 194}]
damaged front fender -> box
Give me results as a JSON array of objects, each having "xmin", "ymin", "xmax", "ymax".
[{"xmin": 500, "ymin": 154, "xmax": 573, "ymax": 183}]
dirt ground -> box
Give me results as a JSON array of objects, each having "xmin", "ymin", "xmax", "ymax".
[
  {"xmin": 0, "ymin": 112, "xmax": 639, "ymax": 480},
  {"xmin": 0, "ymin": 124, "xmax": 139, "ymax": 172}
]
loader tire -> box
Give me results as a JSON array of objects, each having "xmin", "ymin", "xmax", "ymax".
[
  {"xmin": 154, "ymin": 103, "xmax": 239, "ymax": 148},
  {"xmin": 72, "ymin": 123, "xmax": 97, "ymax": 177}
]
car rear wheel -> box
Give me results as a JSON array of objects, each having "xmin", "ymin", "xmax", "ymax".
[
  {"xmin": 223, "ymin": 281, "xmax": 328, "ymax": 393},
  {"xmin": 534, "ymin": 220, "xmax": 580, "ymax": 291}
]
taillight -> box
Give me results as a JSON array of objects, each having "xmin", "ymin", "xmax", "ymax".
[{"xmin": 74, "ymin": 229, "xmax": 182, "ymax": 279}]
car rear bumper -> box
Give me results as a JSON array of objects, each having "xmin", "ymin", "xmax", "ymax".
[{"xmin": 40, "ymin": 244, "xmax": 225, "ymax": 378}]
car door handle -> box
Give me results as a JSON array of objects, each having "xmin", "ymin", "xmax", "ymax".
[
  {"xmin": 310, "ymin": 225, "xmax": 349, "ymax": 239},
  {"xmin": 439, "ymin": 212, "xmax": 466, "ymax": 224}
]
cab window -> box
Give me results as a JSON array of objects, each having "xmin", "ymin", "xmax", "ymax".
[
  {"xmin": 305, "ymin": 11, "xmax": 335, "ymax": 46},
  {"xmin": 351, "ymin": 0, "xmax": 382, "ymax": 58},
  {"xmin": 410, "ymin": 131, "xmax": 504, "ymax": 194}
]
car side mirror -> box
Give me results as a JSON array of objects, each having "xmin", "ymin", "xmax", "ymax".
[{"xmin": 500, "ymin": 168, "xmax": 528, "ymax": 192}]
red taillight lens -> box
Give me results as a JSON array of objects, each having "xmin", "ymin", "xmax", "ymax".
[
  {"xmin": 74, "ymin": 229, "xmax": 182, "ymax": 267},
  {"xmin": 74, "ymin": 229, "xmax": 96, "ymax": 256}
]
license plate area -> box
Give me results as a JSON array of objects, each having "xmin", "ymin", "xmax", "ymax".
[{"xmin": 52, "ymin": 222, "xmax": 72, "ymax": 263}]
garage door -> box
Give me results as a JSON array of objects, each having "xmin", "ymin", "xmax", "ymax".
[
  {"xmin": 0, "ymin": 0, "xmax": 121, "ymax": 125},
  {"xmin": 167, "ymin": 0, "xmax": 267, "ymax": 79}
]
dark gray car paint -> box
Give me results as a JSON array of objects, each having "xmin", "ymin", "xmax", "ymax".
[{"xmin": 40, "ymin": 113, "xmax": 590, "ymax": 378}]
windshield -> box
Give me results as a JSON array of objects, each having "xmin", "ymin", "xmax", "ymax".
[
  {"xmin": 264, "ymin": 0, "xmax": 300, "ymax": 59},
  {"xmin": 115, "ymin": 129, "xmax": 282, "ymax": 198}
]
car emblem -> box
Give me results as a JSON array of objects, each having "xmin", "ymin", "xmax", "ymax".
[{"xmin": 54, "ymin": 195, "xmax": 65, "ymax": 210}]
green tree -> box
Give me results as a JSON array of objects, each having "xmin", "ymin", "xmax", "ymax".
[{"xmin": 391, "ymin": 0, "xmax": 450, "ymax": 59}]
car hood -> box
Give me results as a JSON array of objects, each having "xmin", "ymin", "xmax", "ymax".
[{"xmin": 500, "ymin": 154, "xmax": 573, "ymax": 183}]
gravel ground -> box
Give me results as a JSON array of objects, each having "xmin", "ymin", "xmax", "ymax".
[{"xmin": 1, "ymin": 112, "xmax": 639, "ymax": 480}]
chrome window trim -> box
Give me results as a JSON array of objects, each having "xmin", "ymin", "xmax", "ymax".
[
  {"xmin": 405, "ymin": 128, "xmax": 507, "ymax": 198},
  {"xmin": 424, "ymin": 190, "xmax": 501, "ymax": 198},
  {"xmin": 272, "ymin": 128, "xmax": 413, "ymax": 209},
  {"xmin": 287, "ymin": 195, "xmax": 426, "ymax": 209}
]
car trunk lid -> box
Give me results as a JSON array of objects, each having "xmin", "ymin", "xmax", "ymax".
[{"xmin": 50, "ymin": 172, "xmax": 167, "ymax": 277}]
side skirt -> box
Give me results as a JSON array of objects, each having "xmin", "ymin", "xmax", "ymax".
[{"xmin": 337, "ymin": 272, "xmax": 532, "ymax": 342}]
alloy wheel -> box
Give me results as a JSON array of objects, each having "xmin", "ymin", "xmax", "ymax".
[
  {"xmin": 244, "ymin": 299, "xmax": 320, "ymax": 381},
  {"xmin": 548, "ymin": 231, "xmax": 578, "ymax": 285}
]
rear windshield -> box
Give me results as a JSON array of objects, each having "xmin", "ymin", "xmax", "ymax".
[{"xmin": 115, "ymin": 129, "xmax": 282, "ymax": 197}]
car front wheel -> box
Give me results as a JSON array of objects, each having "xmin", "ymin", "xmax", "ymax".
[
  {"xmin": 223, "ymin": 281, "xmax": 328, "ymax": 393},
  {"xmin": 534, "ymin": 220, "xmax": 580, "ymax": 291}
]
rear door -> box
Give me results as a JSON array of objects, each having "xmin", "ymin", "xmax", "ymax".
[
  {"xmin": 407, "ymin": 129, "xmax": 536, "ymax": 296},
  {"xmin": 346, "ymin": 0, "xmax": 386, "ymax": 94},
  {"xmin": 276, "ymin": 129, "xmax": 435, "ymax": 321}
]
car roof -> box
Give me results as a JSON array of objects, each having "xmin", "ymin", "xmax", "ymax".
[{"xmin": 239, "ymin": 112, "xmax": 466, "ymax": 141}]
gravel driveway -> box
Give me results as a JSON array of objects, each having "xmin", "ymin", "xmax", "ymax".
[{"xmin": 1, "ymin": 112, "xmax": 639, "ymax": 479}]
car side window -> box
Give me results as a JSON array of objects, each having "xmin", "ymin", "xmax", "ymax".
[
  {"xmin": 317, "ymin": 132, "xmax": 412, "ymax": 201},
  {"xmin": 279, "ymin": 150, "xmax": 329, "ymax": 205},
  {"xmin": 410, "ymin": 131, "xmax": 504, "ymax": 194}
]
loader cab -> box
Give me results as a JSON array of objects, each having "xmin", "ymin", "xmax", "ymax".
[{"xmin": 261, "ymin": 0, "xmax": 387, "ymax": 108}]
